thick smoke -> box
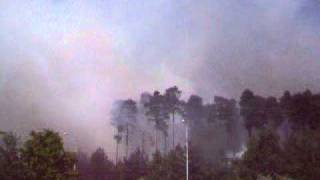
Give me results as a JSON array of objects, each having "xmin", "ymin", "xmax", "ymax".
[
  {"xmin": 0, "ymin": 0, "xmax": 320, "ymax": 157},
  {"xmin": 176, "ymin": 0, "xmax": 320, "ymax": 98}
]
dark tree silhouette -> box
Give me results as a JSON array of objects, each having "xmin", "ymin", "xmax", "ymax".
[
  {"xmin": 90, "ymin": 148, "xmax": 114, "ymax": 180},
  {"xmin": 214, "ymin": 96, "xmax": 241, "ymax": 154},
  {"xmin": 0, "ymin": 132, "xmax": 26, "ymax": 180},
  {"xmin": 184, "ymin": 95, "xmax": 204, "ymax": 124},
  {"xmin": 164, "ymin": 86, "xmax": 182, "ymax": 149},
  {"xmin": 105, "ymin": 87, "xmax": 320, "ymax": 180},
  {"xmin": 144, "ymin": 91, "xmax": 169, "ymax": 152},
  {"xmin": 282, "ymin": 90, "xmax": 320, "ymax": 130},
  {"xmin": 240, "ymin": 89, "xmax": 267, "ymax": 137},
  {"xmin": 111, "ymin": 99, "xmax": 138, "ymax": 158},
  {"xmin": 76, "ymin": 151, "xmax": 91, "ymax": 180},
  {"xmin": 284, "ymin": 129, "xmax": 320, "ymax": 180},
  {"xmin": 265, "ymin": 96, "xmax": 283, "ymax": 129},
  {"xmin": 123, "ymin": 149, "xmax": 148, "ymax": 180},
  {"xmin": 113, "ymin": 126, "xmax": 123, "ymax": 165},
  {"xmin": 241, "ymin": 129, "xmax": 284, "ymax": 179},
  {"xmin": 121, "ymin": 99, "xmax": 138, "ymax": 158}
]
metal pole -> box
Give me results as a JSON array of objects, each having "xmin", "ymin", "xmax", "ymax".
[
  {"xmin": 182, "ymin": 8, "xmax": 189, "ymax": 180},
  {"xmin": 182, "ymin": 119, "xmax": 189, "ymax": 180},
  {"xmin": 186, "ymin": 123, "xmax": 189, "ymax": 180}
]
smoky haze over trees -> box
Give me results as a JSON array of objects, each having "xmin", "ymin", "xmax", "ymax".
[
  {"xmin": 110, "ymin": 87, "xmax": 245, "ymax": 163},
  {"xmin": 1, "ymin": 0, "xmax": 320, "ymax": 179},
  {"xmin": 105, "ymin": 88, "xmax": 320, "ymax": 179},
  {"xmin": 3, "ymin": 88, "xmax": 320, "ymax": 179},
  {"xmin": 1, "ymin": 0, "xmax": 320, "ymax": 154},
  {"xmin": 111, "ymin": 99, "xmax": 138, "ymax": 158}
]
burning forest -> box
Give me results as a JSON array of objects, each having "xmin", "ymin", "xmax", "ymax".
[{"xmin": 1, "ymin": 0, "xmax": 320, "ymax": 179}]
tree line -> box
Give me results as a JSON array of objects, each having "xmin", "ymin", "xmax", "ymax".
[
  {"xmin": 109, "ymin": 87, "xmax": 320, "ymax": 180},
  {"xmin": 0, "ymin": 130, "xmax": 76, "ymax": 180},
  {"xmin": 110, "ymin": 86, "xmax": 243, "ymax": 163},
  {"xmin": 1, "ymin": 87, "xmax": 320, "ymax": 179}
]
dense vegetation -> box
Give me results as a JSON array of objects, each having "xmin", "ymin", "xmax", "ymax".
[
  {"xmin": 0, "ymin": 130, "xmax": 77, "ymax": 180},
  {"xmin": 1, "ymin": 87, "xmax": 320, "ymax": 179}
]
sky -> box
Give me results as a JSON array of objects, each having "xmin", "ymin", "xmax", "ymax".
[{"xmin": 0, "ymin": 0, "xmax": 320, "ymax": 155}]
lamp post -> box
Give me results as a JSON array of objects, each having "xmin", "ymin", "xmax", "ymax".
[{"xmin": 182, "ymin": 119, "xmax": 189, "ymax": 180}]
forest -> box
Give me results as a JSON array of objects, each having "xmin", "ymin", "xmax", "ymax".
[{"xmin": 1, "ymin": 86, "xmax": 320, "ymax": 180}]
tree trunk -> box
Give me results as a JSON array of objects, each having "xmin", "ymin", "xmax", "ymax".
[
  {"xmin": 155, "ymin": 129, "xmax": 158, "ymax": 152},
  {"xmin": 172, "ymin": 111, "xmax": 175, "ymax": 149},
  {"xmin": 141, "ymin": 131, "xmax": 145, "ymax": 154},
  {"xmin": 126, "ymin": 123, "xmax": 129, "ymax": 158},
  {"xmin": 116, "ymin": 142, "xmax": 119, "ymax": 165},
  {"xmin": 164, "ymin": 134, "xmax": 167, "ymax": 154}
]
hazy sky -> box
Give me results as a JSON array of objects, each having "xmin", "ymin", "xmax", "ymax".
[{"xmin": 0, "ymin": 0, "xmax": 320, "ymax": 154}]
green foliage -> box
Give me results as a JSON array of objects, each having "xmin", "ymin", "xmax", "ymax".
[
  {"xmin": 21, "ymin": 129, "xmax": 77, "ymax": 180},
  {"xmin": 0, "ymin": 130, "xmax": 76, "ymax": 180},
  {"xmin": 0, "ymin": 132, "xmax": 26, "ymax": 180},
  {"xmin": 283, "ymin": 129, "xmax": 320, "ymax": 180},
  {"xmin": 240, "ymin": 129, "xmax": 284, "ymax": 179},
  {"xmin": 236, "ymin": 89, "xmax": 320, "ymax": 180}
]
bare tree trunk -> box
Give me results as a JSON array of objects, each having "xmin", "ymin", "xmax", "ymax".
[
  {"xmin": 126, "ymin": 123, "xmax": 129, "ymax": 158},
  {"xmin": 155, "ymin": 129, "xmax": 158, "ymax": 152},
  {"xmin": 164, "ymin": 134, "xmax": 167, "ymax": 154},
  {"xmin": 116, "ymin": 142, "xmax": 119, "ymax": 165},
  {"xmin": 141, "ymin": 131, "xmax": 145, "ymax": 154},
  {"xmin": 172, "ymin": 111, "xmax": 175, "ymax": 149}
]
